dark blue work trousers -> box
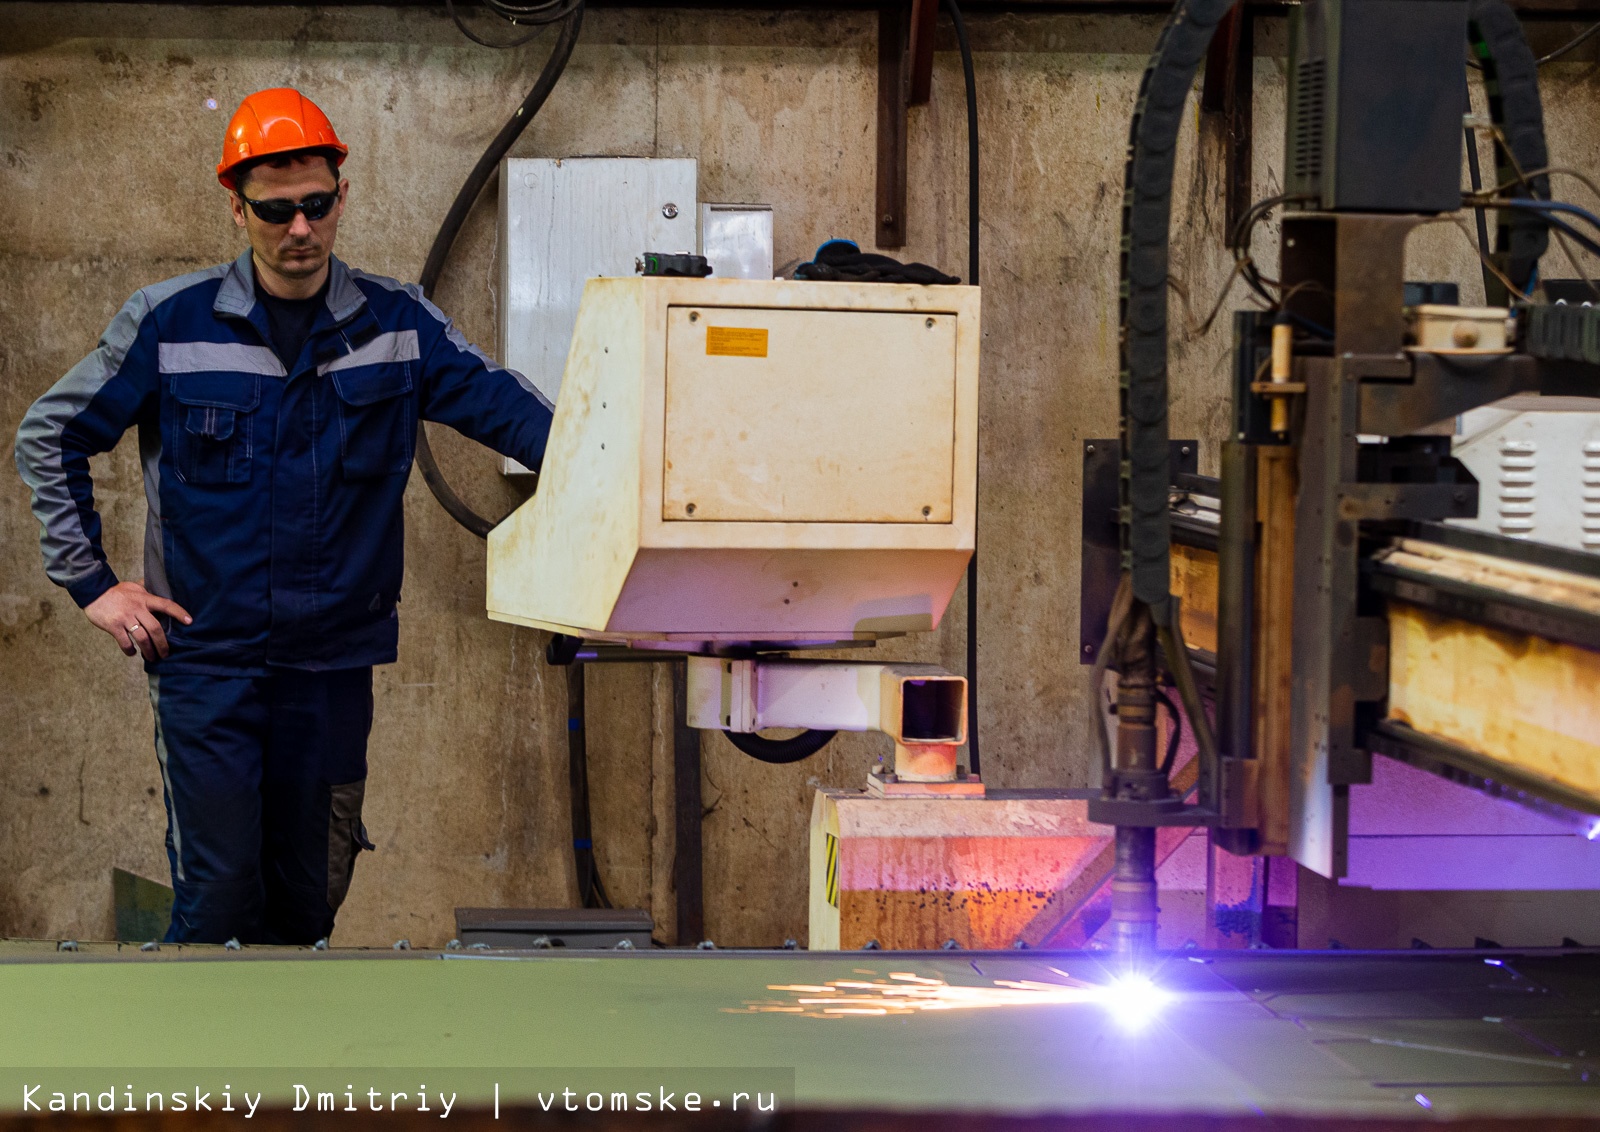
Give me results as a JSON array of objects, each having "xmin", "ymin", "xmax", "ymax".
[{"xmin": 147, "ymin": 667, "xmax": 374, "ymax": 945}]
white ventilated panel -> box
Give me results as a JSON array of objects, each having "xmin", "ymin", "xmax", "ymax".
[
  {"xmin": 1450, "ymin": 397, "xmax": 1600, "ymax": 552},
  {"xmin": 1497, "ymin": 437, "xmax": 1537, "ymax": 538},
  {"xmin": 497, "ymin": 157, "xmax": 697, "ymax": 474},
  {"xmin": 1581, "ymin": 435, "xmax": 1600, "ymax": 551}
]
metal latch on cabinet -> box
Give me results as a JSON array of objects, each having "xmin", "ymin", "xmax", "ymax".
[{"xmin": 637, "ymin": 252, "xmax": 713, "ymax": 277}]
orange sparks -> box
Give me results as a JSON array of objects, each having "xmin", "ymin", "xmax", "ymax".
[{"xmin": 732, "ymin": 968, "xmax": 1113, "ymax": 1019}]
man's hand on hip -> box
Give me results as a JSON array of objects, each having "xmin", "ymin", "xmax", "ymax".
[{"xmin": 84, "ymin": 581, "xmax": 193, "ymax": 661}]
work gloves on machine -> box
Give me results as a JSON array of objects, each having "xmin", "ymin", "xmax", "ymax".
[{"xmin": 793, "ymin": 239, "xmax": 960, "ymax": 285}]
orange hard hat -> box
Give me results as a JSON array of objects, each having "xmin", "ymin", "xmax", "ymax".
[{"xmin": 216, "ymin": 88, "xmax": 348, "ymax": 188}]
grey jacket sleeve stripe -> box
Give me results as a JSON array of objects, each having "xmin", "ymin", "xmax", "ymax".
[
  {"xmin": 14, "ymin": 289, "xmax": 155, "ymax": 606},
  {"xmin": 317, "ymin": 330, "xmax": 422, "ymax": 375},
  {"xmin": 159, "ymin": 340, "xmax": 285, "ymax": 376}
]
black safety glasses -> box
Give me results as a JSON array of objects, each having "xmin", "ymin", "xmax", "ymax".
[{"xmin": 239, "ymin": 190, "xmax": 339, "ymax": 225}]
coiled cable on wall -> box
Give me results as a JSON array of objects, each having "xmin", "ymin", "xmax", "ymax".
[
  {"xmin": 447, "ymin": 0, "xmax": 584, "ymax": 49},
  {"xmin": 437, "ymin": 2, "xmax": 605, "ymax": 912},
  {"xmin": 420, "ymin": 1, "xmax": 587, "ymax": 539}
]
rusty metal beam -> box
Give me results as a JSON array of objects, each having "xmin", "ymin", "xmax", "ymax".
[
  {"xmin": 876, "ymin": 4, "xmax": 910, "ymax": 248},
  {"xmin": 1200, "ymin": 5, "xmax": 1237, "ymax": 113},
  {"xmin": 907, "ymin": 0, "xmax": 939, "ymax": 104},
  {"xmin": 1201, "ymin": 5, "xmax": 1254, "ymax": 235},
  {"xmin": 1223, "ymin": 6, "xmax": 1254, "ymax": 236}
]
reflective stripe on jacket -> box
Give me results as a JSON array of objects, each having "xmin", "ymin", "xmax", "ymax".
[{"xmin": 15, "ymin": 250, "xmax": 553, "ymax": 672}]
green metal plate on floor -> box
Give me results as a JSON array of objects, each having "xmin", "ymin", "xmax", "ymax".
[
  {"xmin": 111, "ymin": 869, "xmax": 173, "ymax": 944},
  {"xmin": 0, "ymin": 943, "xmax": 1595, "ymax": 1119}
]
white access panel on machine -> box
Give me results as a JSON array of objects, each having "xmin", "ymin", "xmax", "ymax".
[
  {"xmin": 497, "ymin": 157, "xmax": 698, "ymax": 473},
  {"xmin": 699, "ymin": 203, "xmax": 773, "ymax": 280},
  {"xmin": 486, "ymin": 276, "xmax": 980, "ymax": 646}
]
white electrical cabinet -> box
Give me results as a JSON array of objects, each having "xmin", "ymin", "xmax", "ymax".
[
  {"xmin": 496, "ymin": 157, "xmax": 698, "ymax": 474},
  {"xmin": 486, "ymin": 276, "xmax": 981, "ymax": 647}
]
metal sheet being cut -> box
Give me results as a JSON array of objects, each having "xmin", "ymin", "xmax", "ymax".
[{"xmin": 0, "ymin": 943, "xmax": 1595, "ymax": 1122}]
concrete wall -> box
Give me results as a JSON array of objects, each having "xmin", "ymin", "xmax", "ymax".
[{"xmin": 5, "ymin": 3, "xmax": 1597, "ymax": 949}]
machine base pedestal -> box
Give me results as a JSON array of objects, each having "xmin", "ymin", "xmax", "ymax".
[{"xmin": 809, "ymin": 787, "xmax": 1108, "ymax": 950}]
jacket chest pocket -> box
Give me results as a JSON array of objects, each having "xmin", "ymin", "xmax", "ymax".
[
  {"xmin": 171, "ymin": 373, "xmax": 260, "ymax": 485},
  {"xmin": 332, "ymin": 364, "xmax": 415, "ymax": 479}
]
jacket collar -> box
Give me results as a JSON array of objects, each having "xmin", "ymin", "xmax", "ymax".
[
  {"xmin": 214, "ymin": 249, "xmax": 257, "ymax": 318},
  {"xmin": 325, "ymin": 255, "xmax": 366, "ymax": 322},
  {"xmin": 214, "ymin": 249, "xmax": 368, "ymax": 325}
]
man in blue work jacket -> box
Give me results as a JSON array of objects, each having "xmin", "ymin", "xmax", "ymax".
[{"xmin": 14, "ymin": 89, "xmax": 553, "ymax": 945}]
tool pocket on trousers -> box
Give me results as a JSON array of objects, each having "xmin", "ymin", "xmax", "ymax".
[
  {"xmin": 327, "ymin": 779, "xmax": 373, "ymax": 912},
  {"xmin": 171, "ymin": 373, "xmax": 260, "ymax": 485},
  {"xmin": 332, "ymin": 364, "xmax": 414, "ymax": 479}
]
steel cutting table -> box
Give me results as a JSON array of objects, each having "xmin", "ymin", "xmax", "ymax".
[{"xmin": 0, "ymin": 942, "xmax": 1595, "ymax": 1124}]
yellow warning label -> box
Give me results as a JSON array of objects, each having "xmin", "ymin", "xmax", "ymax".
[
  {"xmin": 706, "ymin": 326, "xmax": 769, "ymax": 358},
  {"xmin": 825, "ymin": 832, "xmax": 840, "ymax": 909}
]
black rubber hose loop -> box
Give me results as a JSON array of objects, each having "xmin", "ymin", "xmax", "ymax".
[
  {"xmin": 1117, "ymin": 0, "xmax": 1238, "ymax": 627},
  {"xmin": 943, "ymin": 0, "xmax": 981, "ymax": 778},
  {"xmin": 415, "ymin": 4, "xmax": 587, "ymax": 540},
  {"xmin": 726, "ymin": 729, "xmax": 838, "ymax": 765}
]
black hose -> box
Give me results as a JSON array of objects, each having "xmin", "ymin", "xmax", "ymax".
[
  {"xmin": 1109, "ymin": 0, "xmax": 1236, "ymax": 783},
  {"xmin": 418, "ymin": 3, "xmax": 587, "ymax": 539},
  {"xmin": 1118, "ymin": 0, "xmax": 1238, "ymax": 629},
  {"xmin": 1090, "ymin": 574, "xmax": 1136, "ymax": 783},
  {"xmin": 1499, "ymin": 201, "xmax": 1600, "ymax": 258},
  {"xmin": 943, "ymin": 0, "xmax": 981, "ymax": 778},
  {"xmin": 565, "ymin": 664, "xmax": 612, "ymax": 909},
  {"xmin": 1468, "ymin": 16, "xmax": 1600, "ymax": 69},
  {"xmin": 946, "ymin": 0, "xmax": 978, "ymax": 291},
  {"xmin": 447, "ymin": 0, "xmax": 573, "ymax": 48},
  {"xmin": 726, "ymin": 729, "xmax": 838, "ymax": 765},
  {"xmin": 1155, "ymin": 688, "xmax": 1182, "ymax": 777},
  {"xmin": 1535, "ymin": 18, "xmax": 1600, "ymax": 65}
]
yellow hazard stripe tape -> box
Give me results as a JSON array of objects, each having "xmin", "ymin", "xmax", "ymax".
[{"xmin": 825, "ymin": 833, "xmax": 839, "ymax": 909}]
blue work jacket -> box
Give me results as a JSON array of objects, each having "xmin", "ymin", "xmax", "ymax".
[{"xmin": 15, "ymin": 250, "xmax": 553, "ymax": 673}]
